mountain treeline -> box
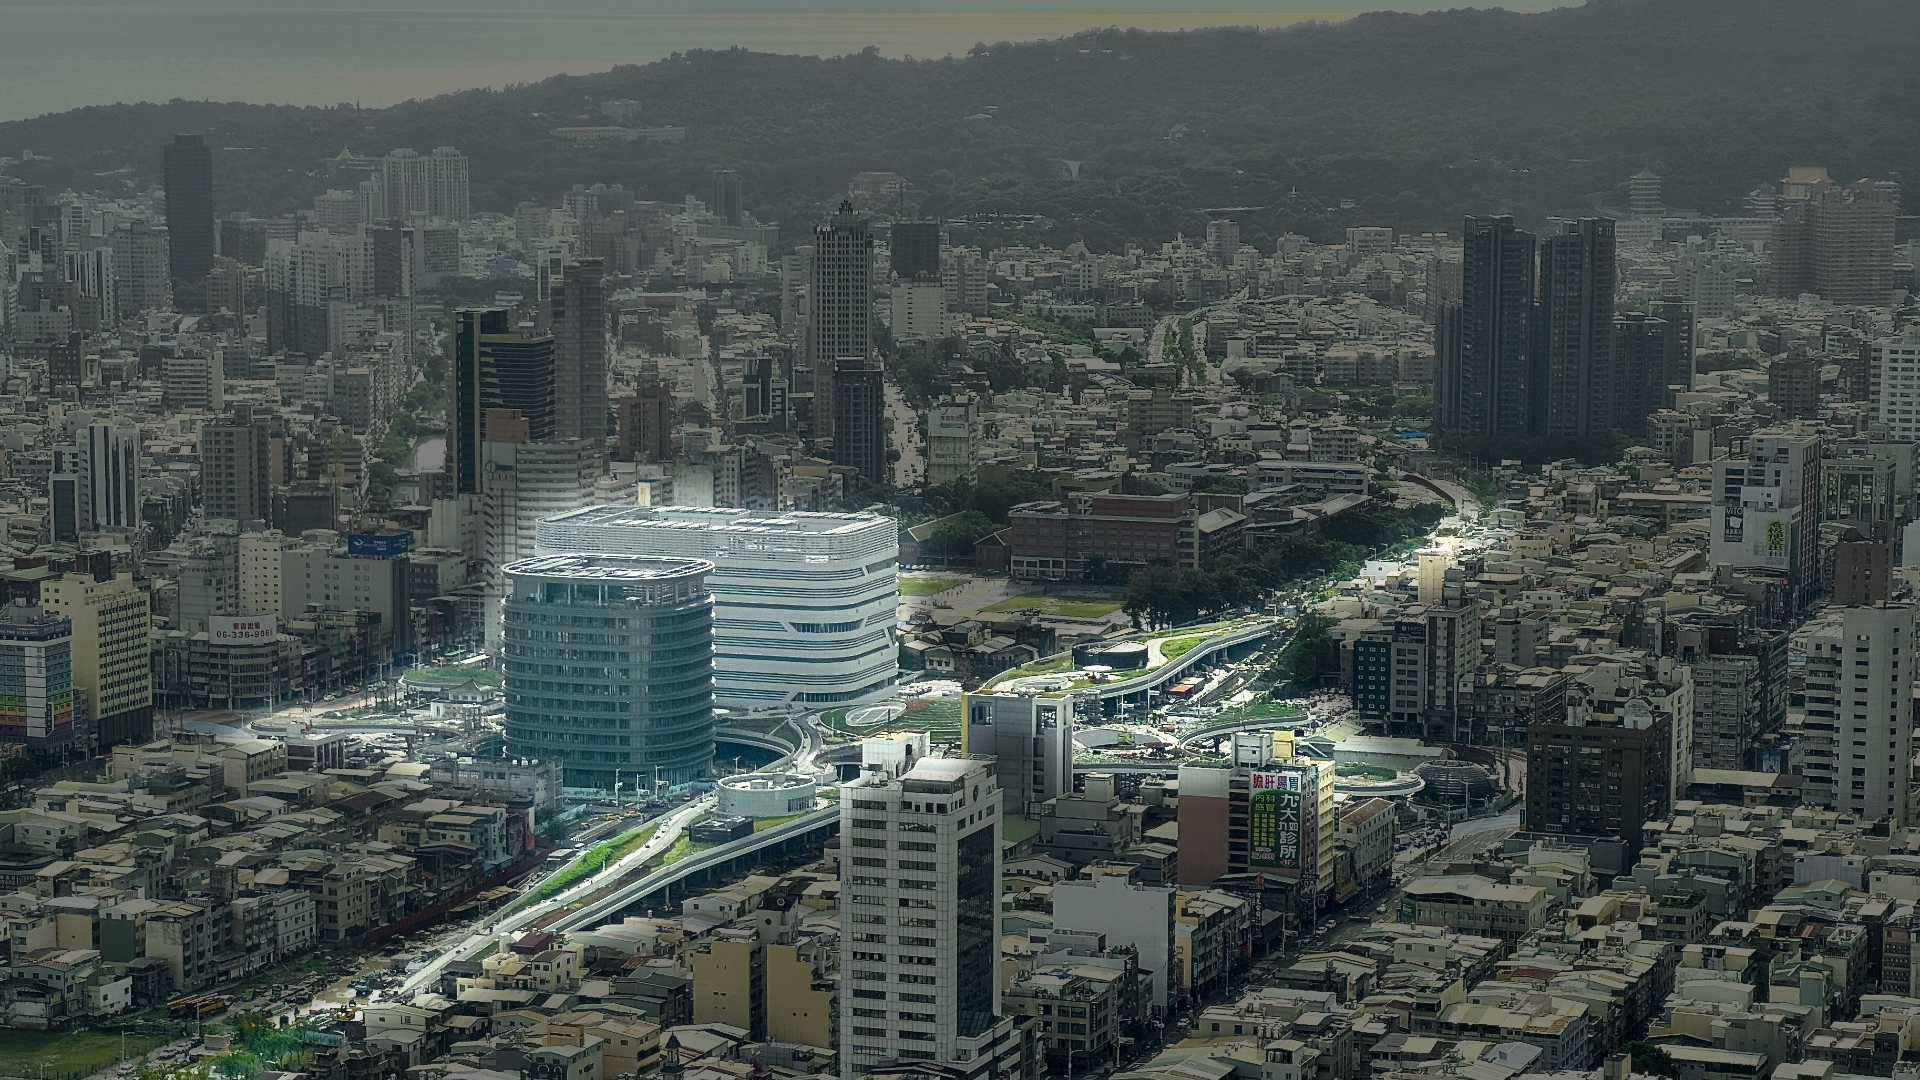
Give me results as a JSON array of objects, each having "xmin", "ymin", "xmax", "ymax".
[{"xmin": 3, "ymin": 0, "xmax": 1915, "ymax": 249}]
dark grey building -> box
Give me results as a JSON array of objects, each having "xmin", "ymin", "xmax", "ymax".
[
  {"xmin": 832, "ymin": 357, "xmax": 888, "ymax": 487},
  {"xmin": 501, "ymin": 554, "xmax": 716, "ymax": 787},
  {"xmin": 1535, "ymin": 217, "xmax": 1617, "ymax": 440},
  {"xmin": 890, "ymin": 220, "xmax": 943, "ymax": 281},
  {"xmin": 451, "ymin": 307, "xmax": 556, "ymax": 495},
  {"xmin": 1434, "ymin": 215, "xmax": 1536, "ymax": 443},
  {"xmin": 1611, "ymin": 312, "xmax": 1671, "ymax": 436},
  {"xmin": 1654, "ymin": 296, "xmax": 1697, "ymax": 392},
  {"xmin": 162, "ymin": 134, "xmax": 214, "ymax": 313},
  {"xmin": 810, "ymin": 200, "xmax": 873, "ymax": 446},
  {"xmin": 712, "ymin": 169, "xmax": 743, "ymax": 226},
  {"xmin": 550, "ymin": 258, "xmax": 608, "ymax": 444}
]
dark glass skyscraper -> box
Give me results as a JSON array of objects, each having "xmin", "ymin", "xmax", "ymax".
[
  {"xmin": 711, "ymin": 168, "xmax": 743, "ymax": 226},
  {"xmin": 451, "ymin": 307, "xmax": 556, "ymax": 494},
  {"xmin": 162, "ymin": 133, "xmax": 214, "ymax": 313},
  {"xmin": 832, "ymin": 358, "xmax": 889, "ymax": 486},
  {"xmin": 1611, "ymin": 311, "xmax": 1670, "ymax": 437},
  {"xmin": 811, "ymin": 200, "xmax": 880, "ymax": 462},
  {"xmin": 1435, "ymin": 215, "xmax": 1536, "ymax": 443},
  {"xmin": 890, "ymin": 220, "xmax": 942, "ymax": 281},
  {"xmin": 1535, "ymin": 217, "xmax": 1617, "ymax": 440},
  {"xmin": 551, "ymin": 258, "xmax": 609, "ymax": 444}
]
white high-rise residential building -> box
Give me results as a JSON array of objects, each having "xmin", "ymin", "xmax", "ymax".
[
  {"xmin": 238, "ymin": 533, "xmax": 284, "ymax": 618},
  {"xmin": 1795, "ymin": 605, "xmax": 1915, "ymax": 825},
  {"xmin": 536, "ymin": 505, "xmax": 898, "ymax": 710},
  {"xmin": 110, "ymin": 221, "xmax": 171, "ymax": 317},
  {"xmin": 482, "ymin": 439, "xmax": 603, "ymax": 574},
  {"xmin": 381, "ymin": 147, "xmax": 470, "ymax": 221},
  {"xmin": 51, "ymin": 418, "xmax": 140, "ymax": 540},
  {"xmin": 78, "ymin": 419, "xmax": 140, "ymax": 534},
  {"xmin": 65, "ymin": 248, "xmax": 115, "ymax": 328},
  {"xmin": 924, "ymin": 395, "xmax": 978, "ymax": 487},
  {"xmin": 1874, "ymin": 326, "xmax": 1920, "ymax": 442},
  {"xmin": 1710, "ymin": 430, "xmax": 1823, "ymax": 609},
  {"xmin": 890, "ymin": 278, "xmax": 947, "ymax": 341},
  {"xmin": 838, "ymin": 736, "xmax": 1029, "ymax": 1080},
  {"xmin": 1677, "ymin": 242, "xmax": 1737, "ymax": 320},
  {"xmin": 313, "ymin": 189, "xmax": 366, "ymax": 229}
]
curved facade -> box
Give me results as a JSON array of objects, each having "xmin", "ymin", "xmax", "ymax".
[
  {"xmin": 501, "ymin": 554, "xmax": 716, "ymax": 788},
  {"xmin": 536, "ymin": 506, "xmax": 898, "ymax": 710},
  {"xmin": 716, "ymin": 772, "xmax": 818, "ymax": 818}
]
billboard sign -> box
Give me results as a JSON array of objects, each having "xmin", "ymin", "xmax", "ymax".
[
  {"xmin": 209, "ymin": 616, "xmax": 277, "ymax": 644},
  {"xmin": 1249, "ymin": 768, "xmax": 1307, "ymax": 871},
  {"xmin": 348, "ymin": 531, "xmax": 412, "ymax": 558}
]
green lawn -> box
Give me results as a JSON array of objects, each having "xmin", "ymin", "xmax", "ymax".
[
  {"xmin": 820, "ymin": 698, "xmax": 962, "ymax": 743},
  {"xmin": 0, "ymin": 1028, "xmax": 168, "ymax": 1078},
  {"xmin": 982, "ymin": 595, "xmax": 1126, "ymax": 618},
  {"xmin": 986, "ymin": 654, "xmax": 1076, "ymax": 686},
  {"xmin": 655, "ymin": 834, "xmax": 715, "ymax": 867},
  {"xmin": 898, "ymin": 577, "xmax": 963, "ymax": 597},
  {"xmin": 753, "ymin": 811, "xmax": 814, "ymax": 832},
  {"xmin": 1158, "ymin": 635, "xmax": 1211, "ymax": 662},
  {"xmin": 506, "ymin": 820, "xmax": 663, "ymax": 914}
]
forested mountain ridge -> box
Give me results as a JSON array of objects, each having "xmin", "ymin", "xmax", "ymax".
[{"xmin": 3, "ymin": 0, "xmax": 1914, "ymax": 248}]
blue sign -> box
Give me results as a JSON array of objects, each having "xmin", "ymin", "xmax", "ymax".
[{"xmin": 348, "ymin": 532, "xmax": 411, "ymax": 558}]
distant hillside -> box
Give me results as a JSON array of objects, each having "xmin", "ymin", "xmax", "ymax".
[{"xmin": 3, "ymin": 0, "xmax": 1914, "ymax": 249}]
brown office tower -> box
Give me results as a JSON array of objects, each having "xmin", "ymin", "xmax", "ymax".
[
  {"xmin": 551, "ymin": 258, "xmax": 609, "ymax": 444},
  {"xmin": 616, "ymin": 371, "xmax": 674, "ymax": 463},
  {"xmin": 1773, "ymin": 178, "xmax": 1900, "ymax": 305},
  {"xmin": 1767, "ymin": 350, "xmax": 1821, "ymax": 419},
  {"xmin": 1525, "ymin": 697, "xmax": 1671, "ymax": 862},
  {"xmin": 1830, "ymin": 540, "xmax": 1890, "ymax": 606}
]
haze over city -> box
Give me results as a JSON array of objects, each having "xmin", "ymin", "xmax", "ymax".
[{"xmin": 0, "ymin": 0, "xmax": 1570, "ymax": 120}]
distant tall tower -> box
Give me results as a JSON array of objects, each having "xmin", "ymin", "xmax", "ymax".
[
  {"xmin": 1773, "ymin": 178, "xmax": 1900, "ymax": 306},
  {"xmin": 833, "ymin": 357, "xmax": 889, "ymax": 487},
  {"xmin": 1628, "ymin": 169, "xmax": 1664, "ymax": 217},
  {"xmin": 1611, "ymin": 312, "xmax": 1672, "ymax": 436},
  {"xmin": 551, "ymin": 258, "xmax": 609, "ymax": 444},
  {"xmin": 381, "ymin": 147, "xmax": 469, "ymax": 221},
  {"xmin": 1434, "ymin": 215, "xmax": 1536, "ymax": 443},
  {"xmin": 111, "ymin": 221, "xmax": 172, "ymax": 318},
  {"xmin": 79, "ymin": 420, "xmax": 141, "ymax": 534},
  {"xmin": 810, "ymin": 200, "xmax": 874, "ymax": 447},
  {"xmin": 617, "ymin": 367, "xmax": 675, "ymax": 464},
  {"xmin": 1653, "ymin": 297, "xmax": 1696, "ymax": 392},
  {"xmin": 163, "ymin": 134, "xmax": 214, "ymax": 313},
  {"xmin": 711, "ymin": 169, "xmax": 744, "ymax": 226},
  {"xmin": 890, "ymin": 220, "xmax": 942, "ymax": 281},
  {"xmin": 1536, "ymin": 218, "xmax": 1617, "ymax": 440},
  {"xmin": 1206, "ymin": 218, "xmax": 1241, "ymax": 266},
  {"xmin": 199, "ymin": 405, "xmax": 272, "ymax": 523},
  {"xmin": 451, "ymin": 308, "xmax": 556, "ymax": 495}
]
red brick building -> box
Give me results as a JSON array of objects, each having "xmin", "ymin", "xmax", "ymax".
[{"xmin": 1007, "ymin": 491, "xmax": 1244, "ymax": 581}]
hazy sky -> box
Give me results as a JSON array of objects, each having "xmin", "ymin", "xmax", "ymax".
[{"xmin": 0, "ymin": 1, "xmax": 1572, "ymax": 121}]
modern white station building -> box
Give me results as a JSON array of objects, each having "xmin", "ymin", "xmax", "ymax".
[{"xmin": 536, "ymin": 505, "xmax": 899, "ymax": 711}]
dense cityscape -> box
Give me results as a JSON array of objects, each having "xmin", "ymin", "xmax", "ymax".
[{"xmin": 0, "ymin": 6, "xmax": 1918, "ymax": 1080}]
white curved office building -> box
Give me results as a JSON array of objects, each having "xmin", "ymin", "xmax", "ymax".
[{"xmin": 537, "ymin": 505, "xmax": 898, "ymax": 711}]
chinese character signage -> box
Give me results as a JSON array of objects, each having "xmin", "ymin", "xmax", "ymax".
[
  {"xmin": 1249, "ymin": 768, "xmax": 1307, "ymax": 871},
  {"xmin": 208, "ymin": 615, "xmax": 277, "ymax": 644}
]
